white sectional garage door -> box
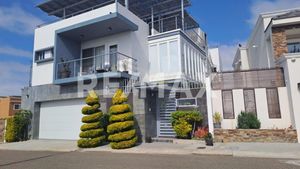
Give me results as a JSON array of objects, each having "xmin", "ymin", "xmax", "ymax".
[{"xmin": 39, "ymin": 99, "xmax": 85, "ymax": 140}]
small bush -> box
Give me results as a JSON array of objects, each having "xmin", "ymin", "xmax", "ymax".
[
  {"xmin": 171, "ymin": 110, "xmax": 202, "ymax": 139},
  {"xmin": 173, "ymin": 119, "xmax": 192, "ymax": 139},
  {"xmin": 237, "ymin": 112, "xmax": 261, "ymax": 129},
  {"xmin": 5, "ymin": 110, "xmax": 32, "ymax": 143},
  {"xmin": 194, "ymin": 127, "xmax": 208, "ymax": 139},
  {"xmin": 5, "ymin": 118, "xmax": 16, "ymax": 142}
]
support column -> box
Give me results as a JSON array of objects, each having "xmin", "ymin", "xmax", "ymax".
[
  {"xmin": 151, "ymin": 7, "xmax": 154, "ymax": 35},
  {"xmin": 125, "ymin": 0, "xmax": 129, "ymax": 9},
  {"xmin": 181, "ymin": 0, "xmax": 185, "ymax": 30},
  {"xmin": 206, "ymin": 76, "xmax": 214, "ymax": 135}
]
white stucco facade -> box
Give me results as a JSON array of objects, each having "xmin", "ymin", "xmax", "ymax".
[{"xmin": 31, "ymin": 3, "xmax": 149, "ymax": 86}]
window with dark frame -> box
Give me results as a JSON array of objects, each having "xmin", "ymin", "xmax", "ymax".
[
  {"xmin": 13, "ymin": 104, "xmax": 21, "ymax": 110},
  {"xmin": 243, "ymin": 89, "xmax": 257, "ymax": 115},
  {"xmin": 222, "ymin": 90, "xmax": 235, "ymax": 119},
  {"xmin": 266, "ymin": 88, "xmax": 281, "ymax": 119}
]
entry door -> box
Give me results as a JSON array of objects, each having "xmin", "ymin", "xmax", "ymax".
[
  {"xmin": 109, "ymin": 45, "xmax": 118, "ymax": 72},
  {"xmin": 95, "ymin": 46, "xmax": 105, "ymax": 71}
]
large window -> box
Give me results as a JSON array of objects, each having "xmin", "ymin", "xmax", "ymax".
[
  {"xmin": 169, "ymin": 40, "xmax": 179, "ymax": 73},
  {"xmin": 222, "ymin": 90, "xmax": 235, "ymax": 119},
  {"xmin": 35, "ymin": 48, "xmax": 54, "ymax": 62},
  {"xmin": 266, "ymin": 88, "xmax": 281, "ymax": 119},
  {"xmin": 243, "ymin": 89, "xmax": 257, "ymax": 115},
  {"xmin": 288, "ymin": 42, "xmax": 300, "ymax": 53},
  {"xmin": 159, "ymin": 43, "xmax": 168, "ymax": 73},
  {"xmin": 149, "ymin": 45, "xmax": 159, "ymax": 74}
]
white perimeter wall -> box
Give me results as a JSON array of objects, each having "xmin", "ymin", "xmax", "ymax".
[{"xmin": 211, "ymin": 87, "xmax": 292, "ymax": 129}]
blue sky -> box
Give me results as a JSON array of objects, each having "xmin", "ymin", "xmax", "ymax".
[{"xmin": 0, "ymin": 0, "xmax": 300, "ymax": 95}]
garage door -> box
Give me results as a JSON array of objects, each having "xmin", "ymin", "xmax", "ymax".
[{"xmin": 39, "ymin": 99, "xmax": 85, "ymax": 140}]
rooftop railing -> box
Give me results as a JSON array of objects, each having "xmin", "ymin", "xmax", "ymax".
[
  {"xmin": 56, "ymin": 52, "xmax": 137, "ymax": 80},
  {"xmin": 149, "ymin": 15, "xmax": 206, "ymax": 48}
]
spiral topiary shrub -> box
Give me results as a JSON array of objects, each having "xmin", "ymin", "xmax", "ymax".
[
  {"xmin": 78, "ymin": 91, "xmax": 106, "ymax": 148},
  {"xmin": 107, "ymin": 89, "xmax": 137, "ymax": 149}
]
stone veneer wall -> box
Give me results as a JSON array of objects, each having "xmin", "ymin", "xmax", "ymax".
[
  {"xmin": 0, "ymin": 119, "xmax": 5, "ymax": 142},
  {"xmin": 214, "ymin": 129, "xmax": 298, "ymax": 143},
  {"xmin": 272, "ymin": 24, "xmax": 300, "ymax": 59}
]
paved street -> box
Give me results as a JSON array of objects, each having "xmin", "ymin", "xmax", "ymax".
[{"xmin": 0, "ymin": 150, "xmax": 299, "ymax": 169}]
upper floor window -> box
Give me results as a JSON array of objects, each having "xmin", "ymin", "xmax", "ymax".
[
  {"xmin": 288, "ymin": 42, "xmax": 300, "ymax": 53},
  {"xmin": 13, "ymin": 104, "xmax": 21, "ymax": 110},
  {"xmin": 35, "ymin": 48, "xmax": 54, "ymax": 62}
]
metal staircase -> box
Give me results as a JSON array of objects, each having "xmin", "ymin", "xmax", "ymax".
[{"xmin": 158, "ymin": 90, "xmax": 177, "ymax": 137}]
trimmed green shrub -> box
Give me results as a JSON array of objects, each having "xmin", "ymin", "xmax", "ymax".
[
  {"xmin": 77, "ymin": 136, "xmax": 106, "ymax": 148},
  {"xmin": 108, "ymin": 129, "xmax": 136, "ymax": 142},
  {"xmin": 79, "ymin": 129, "xmax": 104, "ymax": 138},
  {"xmin": 107, "ymin": 121, "xmax": 134, "ymax": 134},
  {"xmin": 80, "ymin": 122, "xmax": 102, "ymax": 131},
  {"xmin": 109, "ymin": 104, "xmax": 131, "ymax": 115},
  {"xmin": 5, "ymin": 118, "xmax": 16, "ymax": 142},
  {"xmin": 5, "ymin": 110, "xmax": 32, "ymax": 143},
  {"xmin": 109, "ymin": 112, "xmax": 134, "ymax": 123},
  {"xmin": 112, "ymin": 89, "xmax": 128, "ymax": 105},
  {"xmin": 78, "ymin": 91, "xmax": 107, "ymax": 148},
  {"xmin": 237, "ymin": 112, "xmax": 261, "ymax": 129},
  {"xmin": 81, "ymin": 104, "xmax": 100, "ymax": 115},
  {"xmin": 81, "ymin": 112, "xmax": 103, "ymax": 123},
  {"xmin": 110, "ymin": 136, "xmax": 138, "ymax": 149},
  {"xmin": 107, "ymin": 89, "xmax": 137, "ymax": 149},
  {"xmin": 173, "ymin": 119, "xmax": 192, "ymax": 139},
  {"xmin": 171, "ymin": 110, "xmax": 203, "ymax": 139}
]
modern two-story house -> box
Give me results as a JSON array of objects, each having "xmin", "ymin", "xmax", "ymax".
[
  {"xmin": 224, "ymin": 8, "xmax": 300, "ymax": 143},
  {"xmin": 22, "ymin": 0, "xmax": 209, "ymax": 141}
]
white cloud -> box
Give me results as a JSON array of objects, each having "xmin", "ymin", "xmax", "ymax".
[
  {"xmin": 248, "ymin": 0, "xmax": 300, "ymax": 26},
  {"xmin": 0, "ymin": 61, "xmax": 30, "ymax": 96},
  {"xmin": 0, "ymin": 4, "xmax": 44, "ymax": 35},
  {"xmin": 0, "ymin": 46, "xmax": 32, "ymax": 58}
]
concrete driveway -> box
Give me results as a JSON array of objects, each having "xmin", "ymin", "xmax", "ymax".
[{"xmin": 0, "ymin": 140, "xmax": 78, "ymax": 152}]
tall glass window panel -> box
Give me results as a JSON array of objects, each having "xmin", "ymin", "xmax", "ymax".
[
  {"xmin": 95, "ymin": 46, "xmax": 105, "ymax": 71},
  {"xmin": 149, "ymin": 45, "xmax": 159, "ymax": 74},
  {"xmin": 159, "ymin": 43, "xmax": 168, "ymax": 73},
  {"xmin": 169, "ymin": 40, "xmax": 180, "ymax": 73},
  {"xmin": 82, "ymin": 48, "xmax": 94, "ymax": 75}
]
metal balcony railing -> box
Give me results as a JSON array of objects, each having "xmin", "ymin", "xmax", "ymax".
[
  {"xmin": 148, "ymin": 15, "xmax": 206, "ymax": 48},
  {"xmin": 56, "ymin": 52, "xmax": 137, "ymax": 80}
]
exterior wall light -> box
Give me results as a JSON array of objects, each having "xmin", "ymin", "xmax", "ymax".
[{"xmin": 298, "ymin": 83, "xmax": 300, "ymax": 91}]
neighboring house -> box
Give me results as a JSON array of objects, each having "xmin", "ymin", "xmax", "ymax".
[
  {"xmin": 22, "ymin": 0, "xmax": 209, "ymax": 140},
  {"xmin": 209, "ymin": 48, "xmax": 221, "ymax": 72},
  {"xmin": 216, "ymin": 8, "xmax": 300, "ymax": 143},
  {"xmin": 0, "ymin": 96, "xmax": 21, "ymax": 119}
]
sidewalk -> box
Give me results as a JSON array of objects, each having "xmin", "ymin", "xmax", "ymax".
[{"xmin": 0, "ymin": 140, "xmax": 299, "ymax": 159}]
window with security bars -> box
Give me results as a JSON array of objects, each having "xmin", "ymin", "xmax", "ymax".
[
  {"xmin": 222, "ymin": 90, "xmax": 235, "ymax": 119},
  {"xmin": 266, "ymin": 88, "xmax": 281, "ymax": 119},
  {"xmin": 243, "ymin": 89, "xmax": 257, "ymax": 115}
]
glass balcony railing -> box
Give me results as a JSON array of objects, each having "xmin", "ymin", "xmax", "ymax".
[{"xmin": 55, "ymin": 52, "xmax": 137, "ymax": 80}]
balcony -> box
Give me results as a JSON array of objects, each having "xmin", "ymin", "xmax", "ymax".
[{"xmin": 55, "ymin": 52, "xmax": 137, "ymax": 84}]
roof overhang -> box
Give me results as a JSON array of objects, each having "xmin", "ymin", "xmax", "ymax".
[{"xmin": 56, "ymin": 13, "xmax": 138, "ymax": 41}]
